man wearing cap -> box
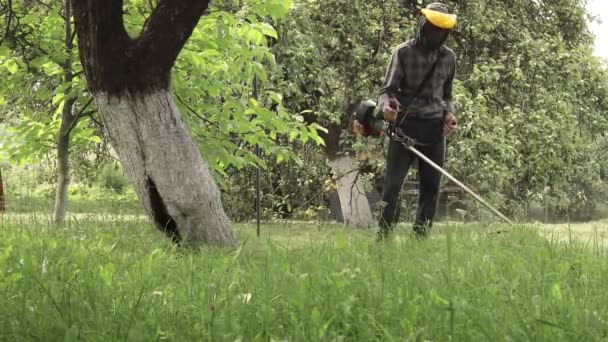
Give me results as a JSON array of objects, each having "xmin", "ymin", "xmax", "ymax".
[{"xmin": 377, "ymin": 2, "xmax": 458, "ymax": 239}]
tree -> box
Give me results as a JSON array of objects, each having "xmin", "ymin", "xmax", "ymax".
[
  {"xmin": 53, "ymin": 0, "xmax": 82, "ymax": 224},
  {"xmin": 0, "ymin": 0, "xmax": 99, "ymax": 224},
  {"xmin": 446, "ymin": 0, "xmax": 608, "ymax": 218},
  {"xmin": 167, "ymin": 0, "xmax": 323, "ymax": 182},
  {"xmin": 71, "ymin": 0, "xmax": 236, "ymax": 247},
  {"xmin": 2, "ymin": 0, "xmax": 323, "ymax": 226}
]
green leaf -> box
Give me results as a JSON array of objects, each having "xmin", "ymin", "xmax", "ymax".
[
  {"xmin": 202, "ymin": 49, "xmax": 222, "ymax": 58},
  {"xmin": 308, "ymin": 127, "xmax": 326, "ymax": 146},
  {"xmin": 5, "ymin": 59, "xmax": 18, "ymax": 74},
  {"xmin": 53, "ymin": 82, "xmax": 72, "ymax": 95},
  {"xmin": 245, "ymin": 29, "xmax": 265, "ymax": 44},
  {"xmin": 309, "ymin": 123, "xmax": 328, "ymax": 134},
  {"xmin": 268, "ymin": 92, "xmax": 283, "ymax": 104},
  {"xmin": 87, "ymin": 135, "xmax": 101, "ymax": 144},
  {"xmin": 52, "ymin": 93, "xmax": 66, "ymax": 106},
  {"xmin": 258, "ymin": 23, "xmax": 278, "ymax": 39},
  {"xmin": 288, "ymin": 130, "xmax": 299, "ymax": 142},
  {"xmin": 0, "ymin": 45, "xmax": 10, "ymax": 59}
]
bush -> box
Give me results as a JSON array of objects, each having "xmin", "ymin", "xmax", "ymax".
[
  {"xmin": 98, "ymin": 164, "xmax": 129, "ymax": 194},
  {"xmin": 222, "ymin": 145, "xmax": 332, "ymax": 222}
]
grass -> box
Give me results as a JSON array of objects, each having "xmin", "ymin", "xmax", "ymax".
[
  {"xmin": 1, "ymin": 213, "xmax": 608, "ymax": 341},
  {"xmin": 4, "ymin": 195, "xmax": 142, "ymax": 215}
]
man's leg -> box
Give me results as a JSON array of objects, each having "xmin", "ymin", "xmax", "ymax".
[
  {"xmin": 378, "ymin": 139, "xmax": 414, "ymax": 238},
  {"xmin": 414, "ymin": 138, "xmax": 446, "ymax": 237}
]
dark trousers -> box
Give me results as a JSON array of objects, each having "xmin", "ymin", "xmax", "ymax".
[{"xmin": 379, "ymin": 119, "xmax": 445, "ymax": 237}]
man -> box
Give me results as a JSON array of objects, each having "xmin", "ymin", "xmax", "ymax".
[{"xmin": 377, "ymin": 2, "xmax": 458, "ymax": 239}]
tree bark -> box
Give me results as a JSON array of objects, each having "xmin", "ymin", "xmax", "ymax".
[
  {"xmin": 329, "ymin": 156, "xmax": 375, "ymax": 228},
  {"xmin": 322, "ymin": 101, "xmax": 375, "ymax": 228},
  {"xmin": 52, "ymin": 0, "xmax": 76, "ymax": 225},
  {"xmin": 53, "ymin": 121, "xmax": 71, "ymax": 224},
  {"xmin": 72, "ymin": 0, "xmax": 236, "ymax": 247}
]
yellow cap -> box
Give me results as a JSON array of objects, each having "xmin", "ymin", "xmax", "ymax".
[{"xmin": 421, "ymin": 8, "xmax": 457, "ymax": 30}]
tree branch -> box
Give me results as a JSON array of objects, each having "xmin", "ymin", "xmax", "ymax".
[
  {"xmin": 135, "ymin": 0, "xmax": 211, "ymax": 71},
  {"xmin": 0, "ymin": 0, "xmax": 13, "ymax": 46},
  {"xmin": 32, "ymin": 0, "xmax": 56, "ymax": 15},
  {"xmin": 65, "ymin": 96, "xmax": 96, "ymax": 135},
  {"xmin": 71, "ymin": 0, "xmax": 126, "ymax": 42},
  {"xmin": 76, "ymin": 97, "xmax": 94, "ymax": 117},
  {"xmin": 84, "ymin": 112, "xmax": 103, "ymax": 128},
  {"xmin": 71, "ymin": 0, "xmax": 130, "ymax": 93},
  {"xmin": 175, "ymin": 93, "xmax": 219, "ymax": 128}
]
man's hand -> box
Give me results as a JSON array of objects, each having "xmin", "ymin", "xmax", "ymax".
[
  {"xmin": 443, "ymin": 112, "xmax": 457, "ymax": 136},
  {"xmin": 382, "ymin": 98, "xmax": 400, "ymax": 122}
]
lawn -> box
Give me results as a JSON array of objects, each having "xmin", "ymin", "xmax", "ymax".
[{"xmin": 1, "ymin": 213, "xmax": 607, "ymax": 341}]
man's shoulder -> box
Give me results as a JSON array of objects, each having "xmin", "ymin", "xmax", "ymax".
[
  {"xmin": 439, "ymin": 46, "xmax": 456, "ymax": 59},
  {"xmin": 393, "ymin": 40, "xmax": 416, "ymax": 53},
  {"xmin": 393, "ymin": 42, "xmax": 456, "ymax": 56}
]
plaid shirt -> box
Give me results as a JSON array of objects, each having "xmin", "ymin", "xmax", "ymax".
[{"xmin": 378, "ymin": 40, "xmax": 456, "ymax": 120}]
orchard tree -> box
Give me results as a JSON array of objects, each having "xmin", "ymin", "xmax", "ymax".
[
  {"xmin": 2, "ymin": 0, "xmax": 322, "ymax": 230},
  {"xmin": 446, "ymin": 0, "xmax": 608, "ymax": 217},
  {"xmin": 71, "ymin": 0, "xmax": 236, "ymax": 247},
  {"xmin": 0, "ymin": 0, "xmax": 99, "ymax": 224},
  {"xmin": 54, "ymin": 0, "xmax": 87, "ymax": 224}
]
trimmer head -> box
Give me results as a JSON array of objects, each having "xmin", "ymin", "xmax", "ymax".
[{"xmin": 353, "ymin": 100, "xmax": 385, "ymax": 137}]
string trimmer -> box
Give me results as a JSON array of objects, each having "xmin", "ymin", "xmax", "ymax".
[{"xmin": 353, "ymin": 100, "xmax": 513, "ymax": 225}]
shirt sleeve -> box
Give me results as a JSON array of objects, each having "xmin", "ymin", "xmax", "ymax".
[
  {"xmin": 378, "ymin": 47, "xmax": 404, "ymax": 109},
  {"xmin": 442, "ymin": 55, "xmax": 456, "ymax": 114}
]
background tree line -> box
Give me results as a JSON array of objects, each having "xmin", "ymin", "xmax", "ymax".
[{"xmin": 1, "ymin": 0, "xmax": 607, "ymax": 224}]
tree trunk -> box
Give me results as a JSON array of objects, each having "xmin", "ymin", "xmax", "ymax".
[
  {"xmin": 72, "ymin": 0, "xmax": 236, "ymax": 247},
  {"xmin": 95, "ymin": 91, "xmax": 234, "ymax": 245},
  {"xmin": 52, "ymin": 0, "xmax": 76, "ymax": 225},
  {"xmin": 0, "ymin": 168, "xmax": 5, "ymax": 212},
  {"xmin": 53, "ymin": 128, "xmax": 70, "ymax": 224},
  {"xmin": 321, "ymin": 102, "xmax": 375, "ymax": 228},
  {"xmin": 329, "ymin": 156, "xmax": 375, "ymax": 228}
]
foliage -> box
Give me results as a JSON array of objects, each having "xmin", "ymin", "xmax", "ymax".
[
  {"xmin": 98, "ymin": 163, "xmax": 129, "ymax": 194},
  {"xmin": 124, "ymin": 0, "xmax": 327, "ymax": 182},
  {"xmin": 2, "ymin": 218, "xmax": 608, "ymax": 340},
  {"xmin": 0, "ymin": 1, "xmax": 100, "ymax": 164},
  {"xmin": 271, "ymin": 0, "xmax": 413, "ymax": 151},
  {"xmin": 222, "ymin": 143, "xmax": 333, "ymax": 222},
  {"xmin": 445, "ymin": 0, "xmax": 608, "ymax": 217},
  {"xmin": 0, "ymin": 163, "xmax": 140, "ymax": 214},
  {"xmin": 2, "ymin": 0, "xmax": 608, "ymax": 222},
  {"xmin": 1, "ymin": 0, "xmax": 326, "ymax": 188},
  {"xmin": 266, "ymin": 0, "xmax": 608, "ymax": 220}
]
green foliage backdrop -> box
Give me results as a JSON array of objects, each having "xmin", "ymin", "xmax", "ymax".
[{"xmin": 1, "ymin": 0, "xmax": 607, "ymax": 221}]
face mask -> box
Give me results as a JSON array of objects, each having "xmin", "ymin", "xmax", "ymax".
[{"xmin": 420, "ymin": 21, "xmax": 450, "ymax": 50}]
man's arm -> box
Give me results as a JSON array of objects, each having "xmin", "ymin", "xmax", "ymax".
[
  {"xmin": 378, "ymin": 47, "xmax": 404, "ymax": 109},
  {"xmin": 442, "ymin": 55, "xmax": 457, "ymax": 136},
  {"xmin": 442, "ymin": 55, "xmax": 456, "ymax": 114}
]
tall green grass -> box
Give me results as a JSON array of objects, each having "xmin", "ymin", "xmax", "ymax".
[
  {"xmin": 0, "ymin": 215, "xmax": 607, "ymax": 341},
  {"xmin": 5, "ymin": 196, "xmax": 142, "ymax": 215}
]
